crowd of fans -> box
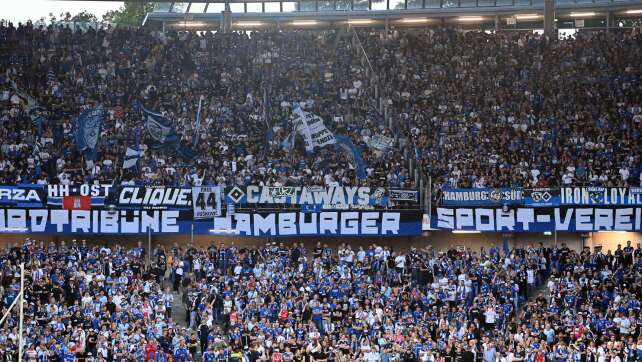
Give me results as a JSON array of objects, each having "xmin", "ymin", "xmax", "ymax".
[
  {"xmin": 0, "ymin": 238, "xmax": 641, "ymax": 361},
  {"xmin": 517, "ymin": 241, "xmax": 642, "ymax": 362},
  {"xmin": 371, "ymin": 30, "xmax": 642, "ymax": 189},
  {"xmin": 0, "ymin": 23, "xmax": 407, "ymax": 189},
  {"xmin": 1, "ymin": 23, "xmax": 641, "ymax": 190}
]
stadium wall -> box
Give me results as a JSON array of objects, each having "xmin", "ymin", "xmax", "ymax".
[{"xmin": 0, "ymin": 231, "xmax": 638, "ymax": 253}]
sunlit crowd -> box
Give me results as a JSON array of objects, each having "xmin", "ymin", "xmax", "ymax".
[{"xmin": 0, "ymin": 238, "xmax": 640, "ymax": 361}]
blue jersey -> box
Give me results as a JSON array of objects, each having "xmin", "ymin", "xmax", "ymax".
[
  {"xmin": 203, "ymin": 351, "xmax": 216, "ymax": 362},
  {"xmin": 173, "ymin": 347, "xmax": 189, "ymax": 362}
]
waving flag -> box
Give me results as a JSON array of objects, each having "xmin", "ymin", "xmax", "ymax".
[
  {"xmin": 123, "ymin": 128, "xmax": 141, "ymax": 170},
  {"xmin": 335, "ymin": 135, "xmax": 367, "ymax": 180},
  {"xmin": 123, "ymin": 147, "xmax": 141, "ymax": 169},
  {"xmin": 141, "ymin": 105, "xmax": 176, "ymax": 144},
  {"xmin": 291, "ymin": 107, "xmax": 336, "ymax": 152},
  {"xmin": 9, "ymin": 81, "xmax": 48, "ymax": 135},
  {"xmin": 139, "ymin": 103, "xmax": 197, "ymax": 161},
  {"xmin": 74, "ymin": 105, "xmax": 105, "ymax": 160}
]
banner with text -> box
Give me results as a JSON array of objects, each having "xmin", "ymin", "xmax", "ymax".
[
  {"xmin": 433, "ymin": 207, "xmax": 642, "ymax": 232},
  {"xmin": 388, "ymin": 189, "xmax": 420, "ymax": 203},
  {"xmin": 192, "ymin": 186, "xmax": 222, "ymax": 219},
  {"xmin": 441, "ymin": 188, "xmax": 523, "ymax": 206},
  {"xmin": 560, "ymin": 187, "xmax": 642, "ymax": 206},
  {"xmin": 0, "ymin": 209, "xmax": 422, "ymax": 236},
  {"xmin": 224, "ymin": 186, "xmax": 393, "ymax": 208},
  {"xmin": 116, "ymin": 186, "xmax": 193, "ymax": 210},
  {"xmin": 47, "ymin": 184, "xmax": 113, "ymax": 207},
  {"xmin": 0, "ymin": 185, "xmax": 45, "ymax": 208}
]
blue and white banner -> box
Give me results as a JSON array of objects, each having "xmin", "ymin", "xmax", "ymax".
[
  {"xmin": 523, "ymin": 188, "xmax": 560, "ymax": 207},
  {"xmin": 192, "ymin": 186, "xmax": 222, "ymax": 219},
  {"xmin": 46, "ymin": 184, "xmax": 113, "ymax": 207},
  {"xmin": 123, "ymin": 128, "xmax": 141, "ymax": 170},
  {"xmin": 433, "ymin": 206, "xmax": 642, "ymax": 232},
  {"xmin": 225, "ymin": 186, "xmax": 390, "ymax": 208},
  {"xmin": 291, "ymin": 107, "xmax": 336, "ymax": 151},
  {"xmin": 209, "ymin": 210, "xmax": 420, "ymax": 236},
  {"xmin": 116, "ymin": 186, "xmax": 193, "ymax": 210},
  {"xmin": 0, "ymin": 209, "xmax": 422, "ymax": 236},
  {"xmin": 560, "ymin": 187, "xmax": 642, "ymax": 206},
  {"xmin": 443, "ymin": 187, "xmax": 642, "ymax": 207},
  {"xmin": 367, "ymin": 134, "xmax": 394, "ymax": 151},
  {"xmin": 0, "ymin": 185, "xmax": 45, "ymax": 207},
  {"xmin": 74, "ymin": 106, "xmax": 105, "ymax": 160},
  {"xmin": 123, "ymin": 147, "xmax": 141, "ymax": 169},
  {"xmin": 441, "ymin": 188, "xmax": 523, "ymax": 206}
]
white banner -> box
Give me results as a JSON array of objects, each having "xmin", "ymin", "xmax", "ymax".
[
  {"xmin": 435, "ymin": 207, "xmax": 642, "ymax": 232},
  {"xmin": 367, "ymin": 134, "xmax": 394, "ymax": 151},
  {"xmin": 292, "ymin": 107, "xmax": 336, "ymax": 151},
  {"xmin": 0, "ymin": 209, "xmax": 179, "ymax": 234},
  {"xmin": 192, "ymin": 186, "xmax": 222, "ymax": 219},
  {"xmin": 211, "ymin": 211, "xmax": 402, "ymax": 236}
]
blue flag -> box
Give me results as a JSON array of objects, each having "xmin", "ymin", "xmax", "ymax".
[
  {"xmin": 29, "ymin": 105, "xmax": 47, "ymax": 135},
  {"xmin": 141, "ymin": 105, "xmax": 176, "ymax": 144},
  {"xmin": 139, "ymin": 103, "xmax": 197, "ymax": 161},
  {"xmin": 123, "ymin": 128, "xmax": 141, "ymax": 170},
  {"xmin": 334, "ymin": 135, "xmax": 367, "ymax": 180},
  {"xmin": 281, "ymin": 130, "xmax": 296, "ymax": 151},
  {"xmin": 74, "ymin": 105, "xmax": 104, "ymax": 160}
]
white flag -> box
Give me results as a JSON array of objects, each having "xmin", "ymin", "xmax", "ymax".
[
  {"xmin": 123, "ymin": 147, "xmax": 141, "ymax": 169},
  {"xmin": 291, "ymin": 107, "xmax": 335, "ymax": 151}
]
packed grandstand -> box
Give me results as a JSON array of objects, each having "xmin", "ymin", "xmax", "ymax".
[
  {"xmin": 0, "ymin": 2, "xmax": 642, "ymax": 361},
  {"xmin": 0, "ymin": 239, "xmax": 641, "ymax": 361},
  {"xmin": 1, "ymin": 24, "xmax": 640, "ymax": 190}
]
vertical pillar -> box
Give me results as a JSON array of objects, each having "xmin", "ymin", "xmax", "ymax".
[
  {"xmin": 221, "ymin": 3, "xmax": 232, "ymax": 33},
  {"xmin": 544, "ymin": 0, "xmax": 555, "ymax": 38},
  {"xmin": 384, "ymin": 17, "xmax": 389, "ymax": 40},
  {"xmin": 606, "ymin": 11, "xmax": 610, "ymax": 32},
  {"xmin": 494, "ymin": 15, "xmax": 500, "ymax": 32}
]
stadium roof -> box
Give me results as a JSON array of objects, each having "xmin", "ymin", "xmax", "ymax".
[{"xmin": 140, "ymin": 0, "xmax": 642, "ymax": 29}]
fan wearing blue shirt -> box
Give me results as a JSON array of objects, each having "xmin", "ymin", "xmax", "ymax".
[{"xmin": 173, "ymin": 341, "xmax": 190, "ymax": 362}]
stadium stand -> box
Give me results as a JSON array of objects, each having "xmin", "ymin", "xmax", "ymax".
[
  {"xmin": 0, "ymin": 24, "xmax": 410, "ymax": 190},
  {"xmin": 1, "ymin": 24, "xmax": 640, "ymax": 191},
  {"xmin": 0, "ymin": 239, "xmax": 551, "ymax": 361},
  {"xmin": 0, "ymin": 11, "xmax": 642, "ymax": 362}
]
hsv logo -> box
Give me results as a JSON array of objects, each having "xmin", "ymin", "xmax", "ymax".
[
  {"xmin": 532, "ymin": 191, "xmax": 552, "ymax": 203},
  {"xmin": 227, "ymin": 186, "xmax": 246, "ymax": 203},
  {"xmin": 489, "ymin": 189, "xmax": 503, "ymax": 201}
]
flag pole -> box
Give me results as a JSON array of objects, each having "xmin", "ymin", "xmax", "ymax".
[
  {"xmin": 18, "ymin": 262, "xmax": 24, "ymax": 362},
  {"xmin": 193, "ymin": 96, "xmax": 203, "ymax": 147},
  {"xmin": 148, "ymin": 227, "xmax": 152, "ymax": 267},
  {"xmin": 0, "ymin": 290, "xmax": 22, "ymax": 326}
]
